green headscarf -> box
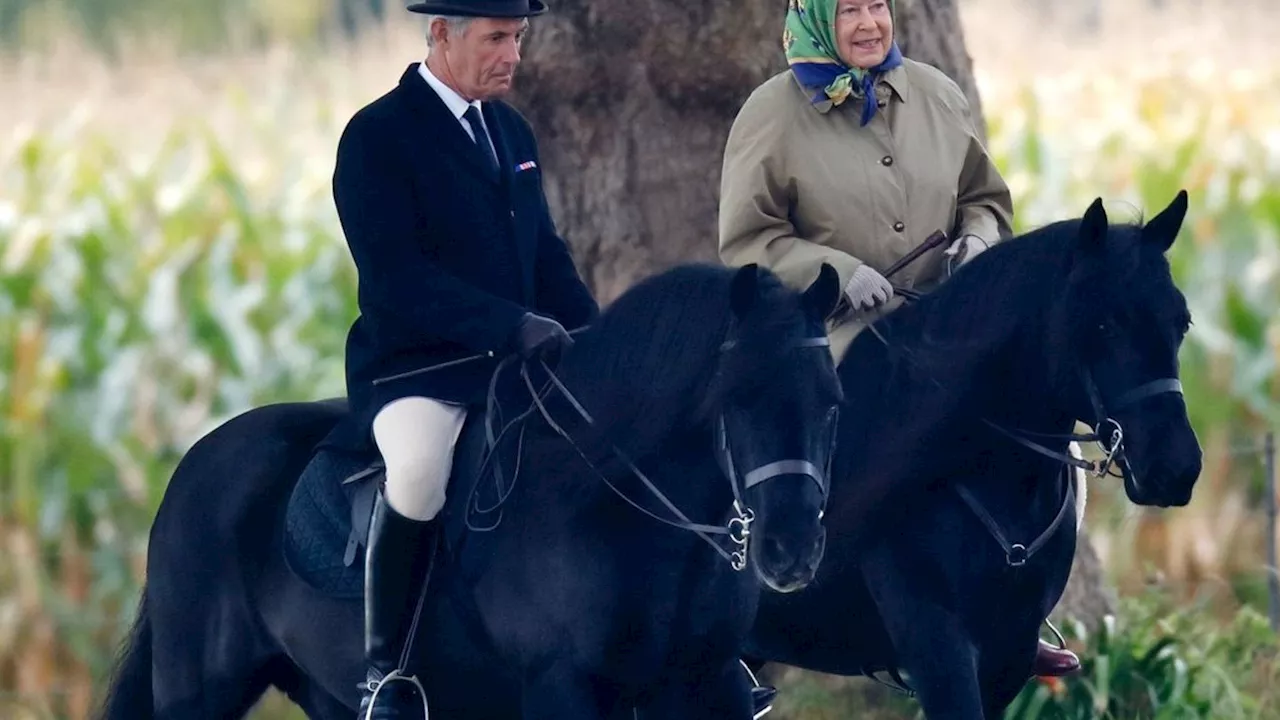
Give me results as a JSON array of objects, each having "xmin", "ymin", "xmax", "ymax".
[{"xmin": 783, "ymin": 0, "xmax": 903, "ymax": 123}]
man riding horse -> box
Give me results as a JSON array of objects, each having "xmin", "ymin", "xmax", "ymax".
[
  {"xmin": 326, "ymin": 1, "xmax": 597, "ymax": 716},
  {"xmin": 327, "ymin": 1, "xmax": 780, "ymax": 717}
]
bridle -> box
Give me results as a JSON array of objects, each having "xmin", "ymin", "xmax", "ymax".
[
  {"xmin": 712, "ymin": 333, "xmax": 836, "ymax": 569},
  {"xmin": 465, "ymin": 328, "xmax": 837, "ymax": 572},
  {"xmin": 959, "ymin": 367, "xmax": 1183, "ymax": 569},
  {"xmin": 982, "ymin": 368, "xmax": 1184, "ymax": 487}
]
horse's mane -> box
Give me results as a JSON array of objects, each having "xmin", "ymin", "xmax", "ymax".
[
  {"xmin": 856, "ymin": 215, "xmax": 1157, "ymax": 408},
  {"xmin": 539, "ymin": 263, "xmax": 815, "ymax": 461}
]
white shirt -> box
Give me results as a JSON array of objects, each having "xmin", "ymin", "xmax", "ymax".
[{"xmin": 417, "ymin": 62, "xmax": 498, "ymax": 162}]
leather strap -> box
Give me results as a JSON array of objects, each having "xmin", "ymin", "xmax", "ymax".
[
  {"xmin": 343, "ymin": 463, "xmax": 384, "ymax": 567},
  {"xmin": 953, "ymin": 462, "xmax": 1076, "ymax": 567}
]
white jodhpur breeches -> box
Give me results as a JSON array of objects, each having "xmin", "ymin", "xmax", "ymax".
[
  {"xmin": 1069, "ymin": 440, "xmax": 1087, "ymax": 531},
  {"xmin": 371, "ymin": 396, "xmax": 468, "ymax": 522}
]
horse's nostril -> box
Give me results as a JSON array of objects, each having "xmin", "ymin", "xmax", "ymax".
[{"xmin": 762, "ymin": 537, "xmax": 789, "ymax": 566}]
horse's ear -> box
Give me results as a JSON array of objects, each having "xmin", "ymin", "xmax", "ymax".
[
  {"xmin": 1078, "ymin": 197, "xmax": 1109, "ymax": 255},
  {"xmin": 730, "ymin": 264, "xmax": 760, "ymax": 317},
  {"xmin": 1142, "ymin": 189, "xmax": 1188, "ymax": 252},
  {"xmin": 802, "ymin": 263, "xmax": 842, "ymax": 320}
]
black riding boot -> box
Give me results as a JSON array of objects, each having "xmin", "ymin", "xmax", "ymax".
[{"xmin": 357, "ymin": 490, "xmax": 437, "ymax": 720}]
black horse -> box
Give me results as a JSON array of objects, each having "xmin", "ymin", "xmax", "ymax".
[
  {"xmin": 742, "ymin": 192, "xmax": 1204, "ymax": 719},
  {"xmin": 96, "ymin": 261, "xmax": 845, "ymax": 719}
]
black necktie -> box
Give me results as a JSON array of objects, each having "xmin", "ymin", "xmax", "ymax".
[{"xmin": 463, "ymin": 105, "xmax": 499, "ymax": 175}]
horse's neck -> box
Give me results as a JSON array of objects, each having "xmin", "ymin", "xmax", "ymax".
[
  {"xmin": 900, "ymin": 254, "xmax": 1074, "ymax": 428},
  {"xmin": 872, "ymin": 274, "xmax": 1076, "ymax": 472},
  {"xmin": 932, "ymin": 305, "xmax": 1077, "ymax": 509},
  {"xmin": 985, "ymin": 326, "xmax": 1074, "ymax": 430},
  {"xmin": 532, "ymin": 416, "xmax": 726, "ymax": 527}
]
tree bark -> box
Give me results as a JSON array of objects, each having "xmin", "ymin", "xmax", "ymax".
[{"xmin": 512, "ymin": 0, "xmax": 1113, "ymax": 629}]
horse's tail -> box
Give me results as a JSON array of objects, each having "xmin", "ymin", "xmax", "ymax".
[{"xmin": 95, "ymin": 586, "xmax": 152, "ymax": 720}]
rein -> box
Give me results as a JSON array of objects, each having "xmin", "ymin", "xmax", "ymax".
[{"xmin": 463, "ymin": 329, "xmax": 834, "ymax": 572}]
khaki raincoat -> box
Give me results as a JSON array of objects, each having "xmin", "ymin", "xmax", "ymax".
[{"xmin": 718, "ymin": 59, "xmax": 1014, "ymax": 363}]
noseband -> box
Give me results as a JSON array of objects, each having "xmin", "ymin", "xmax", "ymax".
[
  {"xmin": 1082, "ymin": 372, "xmax": 1184, "ymax": 480},
  {"xmin": 474, "ymin": 331, "xmax": 836, "ymax": 573}
]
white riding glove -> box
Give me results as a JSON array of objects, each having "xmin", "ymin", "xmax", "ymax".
[
  {"xmin": 944, "ymin": 234, "xmax": 990, "ymax": 271},
  {"xmin": 843, "ymin": 264, "xmax": 893, "ymax": 312}
]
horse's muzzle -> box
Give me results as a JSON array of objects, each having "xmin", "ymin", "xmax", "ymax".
[{"xmin": 756, "ymin": 524, "xmax": 826, "ymax": 594}]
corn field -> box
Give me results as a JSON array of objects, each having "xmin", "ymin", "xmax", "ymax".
[{"xmin": 2, "ymin": 2, "xmax": 1279, "ymax": 718}]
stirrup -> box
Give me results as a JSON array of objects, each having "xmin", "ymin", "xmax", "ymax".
[
  {"xmin": 1043, "ymin": 617, "xmax": 1068, "ymax": 649},
  {"xmin": 739, "ymin": 659, "xmax": 774, "ymax": 719},
  {"xmin": 362, "ymin": 668, "xmax": 431, "ymax": 720}
]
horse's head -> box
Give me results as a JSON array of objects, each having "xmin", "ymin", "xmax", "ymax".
[
  {"xmin": 711, "ymin": 262, "xmax": 844, "ymax": 593},
  {"xmin": 1059, "ymin": 190, "xmax": 1202, "ymax": 507}
]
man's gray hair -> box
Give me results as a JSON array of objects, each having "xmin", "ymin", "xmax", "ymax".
[{"xmin": 424, "ymin": 14, "xmax": 474, "ymax": 49}]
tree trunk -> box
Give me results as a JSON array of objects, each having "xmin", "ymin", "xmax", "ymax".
[
  {"xmin": 513, "ymin": 0, "xmax": 1113, "ymax": 630},
  {"xmin": 1055, "ymin": 521, "xmax": 1119, "ymax": 632},
  {"xmin": 509, "ymin": 0, "xmax": 788, "ymax": 302}
]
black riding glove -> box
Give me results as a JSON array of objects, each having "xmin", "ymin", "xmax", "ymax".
[{"xmin": 511, "ymin": 312, "xmax": 574, "ymax": 360}]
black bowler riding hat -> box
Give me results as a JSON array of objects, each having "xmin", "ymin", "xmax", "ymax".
[{"xmin": 406, "ymin": 0, "xmax": 547, "ymax": 17}]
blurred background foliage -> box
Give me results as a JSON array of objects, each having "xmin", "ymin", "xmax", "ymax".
[
  {"xmin": 0, "ymin": 0, "xmax": 385, "ymax": 54},
  {"xmin": 1, "ymin": 0, "xmax": 1278, "ymax": 717}
]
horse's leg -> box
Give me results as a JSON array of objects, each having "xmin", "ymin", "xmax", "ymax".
[
  {"xmin": 635, "ymin": 658, "xmax": 754, "ymax": 720},
  {"xmin": 862, "ymin": 544, "xmax": 985, "ymax": 720},
  {"xmin": 520, "ymin": 661, "xmax": 613, "ymax": 720},
  {"xmin": 148, "ymin": 570, "xmax": 283, "ymax": 718},
  {"xmin": 150, "ymin": 663, "xmax": 273, "ymax": 720},
  {"xmin": 150, "ymin": 646, "xmax": 284, "ymax": 720}
]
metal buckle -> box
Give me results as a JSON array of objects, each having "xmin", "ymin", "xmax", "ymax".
[
  {"xmin": 1007, "ymin": 543, "xmax": 1029, "ymax": 567},
  {"xmin": 728, "ymin": 501, "xmax": 755, "ymax": 572},
  {"xmin": 1092, "ymin": 418, "xmax": 1124, "ymax": 477}
]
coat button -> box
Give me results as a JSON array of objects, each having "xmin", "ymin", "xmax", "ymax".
[
  {"xmin": 881, "ymin": 155, "xmax": 893, "ymax": 166},
  {"xmin": 893, "ymin": 221, "xmax": 905, "ymax": 232}
]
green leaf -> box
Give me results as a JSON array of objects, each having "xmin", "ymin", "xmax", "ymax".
[{"xmin": 1223, "ymin": 285, "xmax": 1267, "ymax": 350}]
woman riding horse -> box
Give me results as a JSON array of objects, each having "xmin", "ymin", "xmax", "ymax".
[{"xmin": 716, "ymin": 0, "xmax": 1081, "ymax": 680}]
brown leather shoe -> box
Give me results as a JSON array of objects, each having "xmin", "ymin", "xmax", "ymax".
[{"xmin": 1032, "ymin": 639, "xmax": 1081, "ymax": 676}]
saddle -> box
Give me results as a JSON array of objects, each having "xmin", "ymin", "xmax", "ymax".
[{"xmin": 282, "ymin": 407, "xmax": 511, "ymax": 598}]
